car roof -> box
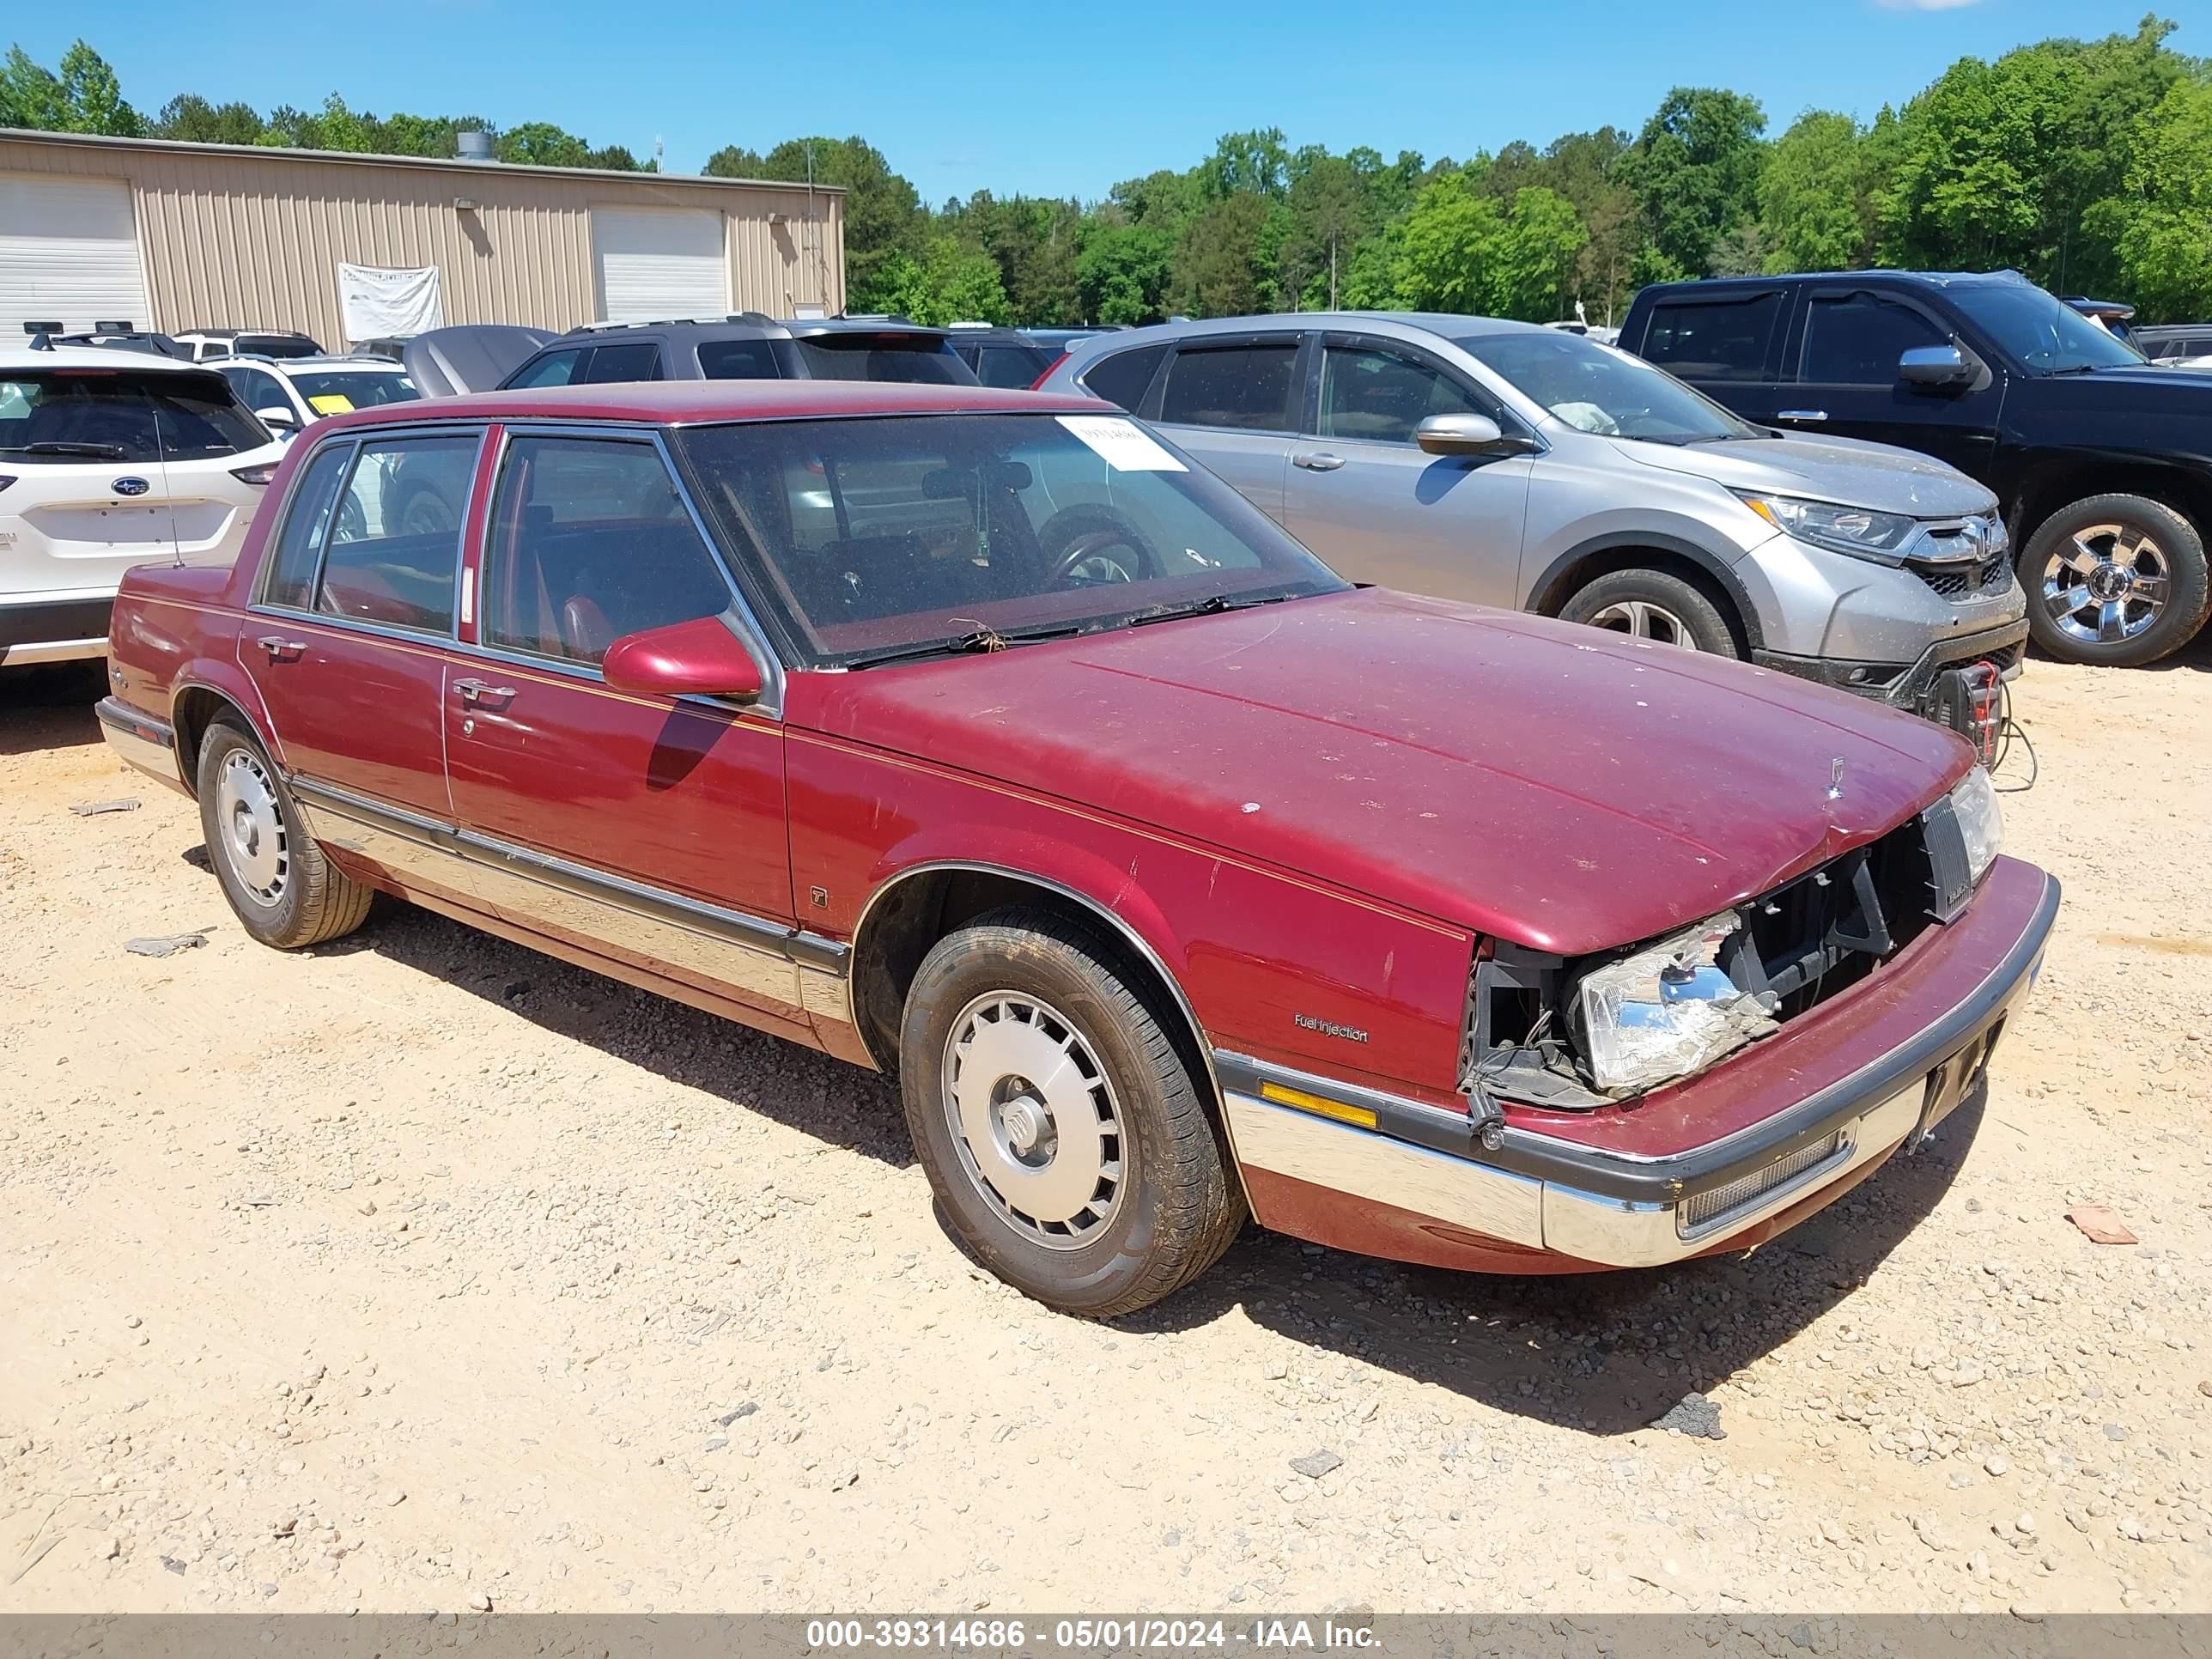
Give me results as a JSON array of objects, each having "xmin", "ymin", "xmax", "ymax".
[
  {"xmin": 1066, "ymin": 311, "xmax": 1558, "ymax": 347},
  {"xmin": 311, "ymin": 378, "xmax": 1109, "ymax": 432},
  {"xmin": 0, "ymin": 343, "xmax": 224, "ymax": 373},
  {"xmin": 1638, "ymin": 269, "xmax": 2037, "ymax": 295},
  {"xmin": 554, "ymin": 315, "xmax": 953, "ymax": 343},
  {"xmin": 234, "ymin": 354, "xmax": 410, "ymax": 373}
]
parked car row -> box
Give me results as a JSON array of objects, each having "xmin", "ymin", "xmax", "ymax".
[{"xmin": 94, "ymin": 375, "xmax": 2057, "ymax": 1316}]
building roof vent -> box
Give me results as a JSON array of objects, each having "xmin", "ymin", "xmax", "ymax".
[{"xmin": 457, "ymin": 131, "xmax": 495, "ymax": 163}]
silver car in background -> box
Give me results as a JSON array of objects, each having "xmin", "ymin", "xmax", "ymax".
[{"xmin": 1038, "ymin": 314, "xmax": 2028, "ymax": 713}]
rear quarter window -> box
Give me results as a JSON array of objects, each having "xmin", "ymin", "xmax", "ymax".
[{"xmin": 1077, "ymin": 343, "xmax": 1169, "ymax": 411}]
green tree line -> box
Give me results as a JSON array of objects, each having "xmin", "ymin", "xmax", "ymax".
[{"xmin": 6, "ymin": 16, "xmax": 2209, "ymax": 325}]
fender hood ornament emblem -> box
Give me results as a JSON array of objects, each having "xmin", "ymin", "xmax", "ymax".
[{"xmin": 1828, "ymin": 757, "xmax": 1846, "ymax": 801}]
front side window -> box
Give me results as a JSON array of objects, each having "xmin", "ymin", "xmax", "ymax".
[
  {"xmin": 1318, "ymin": 344, "xmax": 1486, "ymax": 444},
  {"xmin": 508, "ymin": 349, "xmax": 585, "ymax": 389},
  {"xmin": 0, "ymin": 368, "xmax": 267, "ymax": 463},
  {"xmin": 1639, "ymin": 293, "xmax": 1784, "ymax": 382},
  {"xmin": 259, "ymin": 443, "xmax": 353, "ymax": 610},
  {"xmin": 1460, "ymin": 331, "xmax": 1758, "ymax": 445},
  {"xmin": 580, "ymin": 343, "xmax": 662, "ymax": 384},
  {"xmin": 223, "ymin": 366, "xmax": 292, "ymax": 419},
  {"xmin": 675, "ymin": 412, "xmax": 1346, "ymax": 667},
  {"xmin": 314, "ymin": 433, "xmax": 479, "ymax": 634},
  {"xmin": 481, "ymin": 435, "xmax": 732, "ymax": 666},
  {"xmin": 1801, "ymin": 293, "xmax": 1949, "ymax": 385},
  {"xmin": 1157, "ymin": 343, "xmax": 1297, "ymax": 431}
]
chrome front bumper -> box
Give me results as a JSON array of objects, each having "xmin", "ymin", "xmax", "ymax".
[{"xmin": 1218, "ymin": 870, "xmax": 2057, "ymax": 1270}]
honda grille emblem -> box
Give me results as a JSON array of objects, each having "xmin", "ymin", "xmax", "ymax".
[{"xmin": 111, "ymin": 477, "xmax": 150, "ymax": 498}]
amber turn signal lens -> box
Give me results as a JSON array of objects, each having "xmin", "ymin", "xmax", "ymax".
[{"xmin": 1259, "ymin": 1082, "xmax": 1377, "ymax": 1130}]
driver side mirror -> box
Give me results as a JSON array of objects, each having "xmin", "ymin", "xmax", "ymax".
[
  {"xmin": 256, "ymin": 405, "xmax": 301, "ymax": 437},
  {"xmin": 1415, "ymin": 413, "xmax": 1529, "ymax": 457},
  {"xmin": 1899, "ymin": 344, "xmax": 1973, "ymax": 388},
  {"xmin": 601, "ymin": 616, "xmax": 764, "ymax": 702}
]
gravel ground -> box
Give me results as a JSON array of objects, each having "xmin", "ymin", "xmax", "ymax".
[{"xmin": 1, "ymin": 647, "xmax": 2208, "ymax": 1618}]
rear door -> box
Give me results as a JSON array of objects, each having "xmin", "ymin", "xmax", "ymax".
[
  {"xmin": 1632, "ymin": 284, "xmax": 1792, "ymax": 424},
  {"xmin": 1279, "ymin": 331, "xmax": 1532, "ymax": 604},
  {"xmin": 1145, "ymin": 331, "xmax": 1305, "ymax": 523},
  {"xmin": 1787, "ymin": 285, "xmax": 2007, "ymax": 483}
]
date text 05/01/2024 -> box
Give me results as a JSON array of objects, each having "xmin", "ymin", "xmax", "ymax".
[{"xmin": 803, "ymin": 1618, "xmax": 1377, "ymax": 1650}]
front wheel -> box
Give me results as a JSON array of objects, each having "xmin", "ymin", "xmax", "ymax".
[
  {"xmin": 2021, "ymin": 494, "xmax": 2209, "ymax": 666},
  {"xmin": 898, "ymin": 908, "xmax": 1244, "ymax": 1316},
  {"xmin": 1559, "ymin": 568, "xmax": 1741, "ymax": 656},
  {"xmin": 196, "ymin": 718, "xmax": 374, "ymax": 949}
]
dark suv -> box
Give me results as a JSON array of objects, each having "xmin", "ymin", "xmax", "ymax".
[
  {"xmin": 501, "ymin": 314, "xmax": 975, "ymax": 390},
  {"xmin": 1622, "ymin": 270, "xmax": 2212, "ymax": 665}
]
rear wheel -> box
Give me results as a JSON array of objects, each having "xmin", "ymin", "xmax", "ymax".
[
  {"xmin": 898, "ymin": 907, "xmax": 1244, "ymax": 1316},
  {"xmin": 196, "ymin": 718, "xmax": 373, "ymax": 949},
  {"xmin": 2021, "ymin": 494, "xmax": 2209, "ymax": 666},
  {"xmin": 1559, "ymin": 568, "xmax": 1740, "ymax": 657}
]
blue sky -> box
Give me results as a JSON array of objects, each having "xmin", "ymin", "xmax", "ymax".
[{"xmin": 15, "ymin": 0, "xmax": 2191, "ymax": 203}]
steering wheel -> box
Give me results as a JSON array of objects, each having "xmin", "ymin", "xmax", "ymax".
[{"xmin": 1041, "ymin": 507, "xmax": 1161, "ymax": 586}]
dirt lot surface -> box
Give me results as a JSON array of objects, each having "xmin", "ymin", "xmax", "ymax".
[{"xmin": 3, "ymin": 647, "xmax": 2209, "ymax": 1619}]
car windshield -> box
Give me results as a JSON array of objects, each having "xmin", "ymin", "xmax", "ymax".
[
  {"xmin": 0, "ymin": 368, "xmax": 268, "ymax": 462},
  {"xmin": 675, "ymin": 412, "xmax": 1346, "ymax": 667},
  {"xmin": 1460, "ymin": 330, "xmax": 1759, "ymax": 443},
  {"xmin": 283, "ymin": 370, "xmax": 421, "ymax": 413},
  {"xmin": 1948, "ymin": 283, "xmax": 2144, "ymax": 374},
  {"xmin": 789, "ymin": 335, "xmax": 971, "ymax": 385}
]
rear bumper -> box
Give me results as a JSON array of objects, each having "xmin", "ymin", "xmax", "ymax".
[
  {"xmin": 0, "ymin": 596, "xmax": 114, "ymax": 666},
  {"xmin": 95, "ymin": 696, "xmax": 187, "ymax": 794},
  {"xmin": 1219, "ymin": 860, "xmax": 2057, "ymax": 1271}
]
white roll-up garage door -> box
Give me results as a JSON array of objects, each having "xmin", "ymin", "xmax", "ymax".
[
  {"xmin": 592, "ymin": 206, "xmax": 729, "ymax": 324},
  {"xmin": 0, "ymin": 173, "xmax": 151, "ymax": 336}
]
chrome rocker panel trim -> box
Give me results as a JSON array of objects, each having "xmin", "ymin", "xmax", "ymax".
[
  {"xmin": 95, "ymin": 696, "xmax": 188, "ymax": 793},
  {"xmin": 288, "ymin": 775, "xmax": 851, "ymax": 1022},
  {"xmin": 1216, "ymin": 872, "xmax": 2057, "ymax": 1269}
]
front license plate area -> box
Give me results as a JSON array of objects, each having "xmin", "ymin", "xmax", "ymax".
[{"xmin": 1907, "ymin": 1018, "xmax": 2005, "ymax": 1152}]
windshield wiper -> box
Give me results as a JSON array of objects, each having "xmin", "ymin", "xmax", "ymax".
[
  {"xmin": 0, "ymin": 441, "xmax": 131, "ymax": 459},
  {"xmin": 2043, "ymin": 363, "xmax": 2106, "ymax": 376},
  {"xmin": 842, "ymin": 621, "xmax": 1085, "ymax": 671},
  {"xmin": 1127, "ymin": 592, "xmax": 1294, "ymax": 628}
]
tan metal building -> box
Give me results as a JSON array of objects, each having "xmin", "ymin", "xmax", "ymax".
[{"xmin": 0, "ymin": 128, "xmax": 846, "ymax": 345}]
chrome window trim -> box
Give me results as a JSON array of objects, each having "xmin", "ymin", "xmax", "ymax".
[
  {"xmin": 310, "ymin": 427, "xmax": 487, "ymax": 640},
  {"xmin": 251, "ymin": 434, "xmax": 360, "ymax": 609}
]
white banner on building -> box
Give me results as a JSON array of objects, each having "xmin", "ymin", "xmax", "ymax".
[{"xmin": 335, "ymin": 263, "xmax": 445, "ymax": 342}]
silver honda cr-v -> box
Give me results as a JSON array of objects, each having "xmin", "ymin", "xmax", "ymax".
[{"xmin": 1038, "ymin": 314, "xmax": 2027, "ymax": 713}]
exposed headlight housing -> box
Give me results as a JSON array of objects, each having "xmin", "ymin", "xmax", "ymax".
[
  {"xmin": 1571, "ymin": 911, "xmax": 1779, "ymax": 1095},
  {"xmin": 1735, "ymin": 491, "xmax": 1918, "ymax": 564},
  {"xmin": 1948, "ymin": 765, "xmax": 2002, "ymax": 886}
]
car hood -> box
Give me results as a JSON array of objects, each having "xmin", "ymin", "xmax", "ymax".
[
  {"xmin": 1608, "ymin": 432, "xmax": 1996, "ymax": 518},
  {"xmin": 798, "ymin": 589, "xmax": 1972, "ymax": 954}
]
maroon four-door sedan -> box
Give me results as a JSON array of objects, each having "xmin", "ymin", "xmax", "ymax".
[{"xmin": 96, "ymin": 380, "xmax": 2057, "ymax": 1316}]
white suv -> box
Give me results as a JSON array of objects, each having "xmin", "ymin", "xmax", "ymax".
[
  {"xmin": 216, "ymin": 354, "xmax": 421, "ymax": 441},
  {"xmin": 0, "ymin": 346, "xmax": 285, "ymax": 666}
]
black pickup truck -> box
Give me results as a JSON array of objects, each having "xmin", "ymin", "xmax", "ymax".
[{"xmin": 1621, "ymin": 270, "xmax": 2212, "ymax": 666}]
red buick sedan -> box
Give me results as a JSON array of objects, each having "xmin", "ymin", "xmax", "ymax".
[{"xmin": 97, "ymin": 380, "xmax": 2056, "ymax": 1316}]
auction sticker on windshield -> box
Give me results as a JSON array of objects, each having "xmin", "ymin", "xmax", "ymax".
[{"xmin": 1056, "ymin": 415, "xmax": 1186, "ymax": 471}]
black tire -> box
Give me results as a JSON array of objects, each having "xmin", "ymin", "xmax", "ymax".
[
  {"xmin": 2020, "ymin": 493, "xmax": 2209, "ymax": 667},
  {"xmin": 196, "ymin": 717, "xmax": 374, "ymax": 949},
  {"xmin": 898, "ymin": 906, "xmax": 1244, "ymax": 1317},
  {"xmin": 1558, "ymin": 567, "xmax": 1741, "ymax": 657}
]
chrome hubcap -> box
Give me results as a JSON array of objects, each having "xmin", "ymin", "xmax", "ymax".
[
  {"xmin": 1585, "ymin": 599, "xmax": 1701, "ymax": 650},
  {"xmin": 942, "ymin": 993, "xmax": 1123, "ymax": 1251},
  {"xmin": 216, "ymin": 749, "xmax": 288, "ymax": 905},
  {"xmin": 2042, "ymin": 523, "xmax": 2170, "ymax": 645}
]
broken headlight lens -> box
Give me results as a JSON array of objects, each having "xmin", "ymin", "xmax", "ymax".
[
  {"xmin": 1948, "ymin": 765, "xmax": 2002, "ymax": 886},
  {"xmin": 1572, "ymin": 912, "xmax": 1780, "ymax": 1094}
]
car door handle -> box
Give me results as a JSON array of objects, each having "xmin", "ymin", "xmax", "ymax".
[
  {"xmin": 1776, "ymin": 410, "xmax": 1829, "ymax": 422},
  {"xmin": 254, "ymin": 635, "xmax": 306, "ymax": 661},
  {"xmin": 1291, "ymin": 451, "xmax": 1346, "ymax": 471},
  {"xmin": 452, "ymin": 678, "xmax": 517, "ymax": 705}
]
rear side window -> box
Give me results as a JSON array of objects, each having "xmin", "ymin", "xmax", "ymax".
[
  {"xmin": 698, "ymin": 339, "xmax": 782, "ymax": 380},
  {"xmin": 314, "ymin": 434, "xmax": 479, "ymax": 634},
  {"xmin": 975, "ymin": 343, "xmax": 1054, "ymax": 389},
  {"xmin": 481, "ymin": 435, "xmax": 732, "ymax": 667},
  {"xmin": 259, "ymin": 443, "xmax": 353, "ymax": 610},
  {"xmin": 1158, "ymin": 343, "xmax": 1297, "ymax": 431},
  {"xmin": 788, "ymin": 336, "xmax": 969, "ymax": 384},
  {"xmin": 1639, "ymin": 293, "xmax": 1784, "ymax": 382},
  {"xmin": 1801, "ymin": 293, "xmax": 1948, "ymax": 385},
  {"xmin": 508, "ymin": 349, "xmax": 585, "ymax": 389},
  {"xmin": 0, "ymin": 368, "xmax": 266, "ymax": 464},
  {"xmin": 580, "ymin": 343, "xmax": 662, "ymax": 384},
  {"xmin": 1079, "ymin": 343, "xmax": 1168, "ymax": 411}
]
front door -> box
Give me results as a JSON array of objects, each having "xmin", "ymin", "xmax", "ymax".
[
  {"xmin": 1280, "ymin": 335, "xmax": 1532, "ymax": 606},
  {"xmin": 245, "ymin": 427, "xmax": 483, "ymax": 899},
  {"xmin": 1146, "ymin": 333, "xmax": 1303, "ymax": 523},
  {"xmin": 1783, "ymin": 286, "xmax": 2008, "ymax": 487},
  {"xmin": 443, "ymin": 428, "xmax": 802, "ymax": 1025}
]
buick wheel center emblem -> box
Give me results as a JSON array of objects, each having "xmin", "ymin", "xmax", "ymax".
[{"xmin": 111, "ymin": 477, "xmax": 150, "ymax": 498}]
